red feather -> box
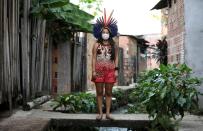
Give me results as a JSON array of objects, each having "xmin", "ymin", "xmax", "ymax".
[
  {"xmin": 104, "ymin": 8, "xmax": 107, "ymax": 26},
  {"xmin": 106, "ymin": 10, "xmax": 114, "ymax": 26}
]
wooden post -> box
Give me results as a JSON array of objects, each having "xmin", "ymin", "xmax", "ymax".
[
  {"xmin": 3, "ymin": 0, "xmax": 12, "ymax": 113},
  {"xmin": 81, "ymin": 33, "xmax": 87, "ymax": 91},
  {"xmin": 0, "ymin": 0, "xmax": 3, "ymax": 104},
  {"xmin": 21, "ymin": 0, "xmax": 31, "ymax": 104},
  {"xmin": 0, "ymin": 0, "xmax": 51, "ymax": 109}
]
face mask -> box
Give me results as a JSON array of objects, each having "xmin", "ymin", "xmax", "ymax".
[{"xmin": 102, "ymin": 33, "xmax": 109, "ymax": 40}]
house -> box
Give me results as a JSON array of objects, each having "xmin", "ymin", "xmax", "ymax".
[
  {"xmin": 152, "ymin": 0, "xmax": 203, "ymax": 108},
  {"xmin": 119, "ymin": 35, "xmax": 149, "ymax": 85}
]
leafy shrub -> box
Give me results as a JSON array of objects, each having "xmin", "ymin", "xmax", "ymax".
[
  {"xmin": 52, "ymin": 92, "xmax": 96, "ymax": 113},
  {"xmin": 127, "ymin": 90, "xmax": 147, "ymax": 113},
  {"xmin": 132, "ymin": 64, "xmax": 202, "ymax": 130},
  {"xmin": 127, "ymin": 103, "xmax": 146, "ymax": 114},
  {"xmin": 112, "ymin": 88, "xmax": 127, "ymax": 106}
]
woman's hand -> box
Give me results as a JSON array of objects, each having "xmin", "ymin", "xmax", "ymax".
[
  {"xmin": 92, "ymin": 71, "xmax": 97, "ymax": 81},
  {"xmin": 92, "ymin": 71, "xmax": 97, "ymax": 77}
]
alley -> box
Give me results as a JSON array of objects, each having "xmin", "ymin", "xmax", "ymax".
[{"xmin": 1, "ymin": 0, "xmax": 203, "ymax": 131}]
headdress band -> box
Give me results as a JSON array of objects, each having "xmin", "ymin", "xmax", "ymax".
[{"xmin": 93, "ymin": 8, "xmax": 118, "ymax": 39}]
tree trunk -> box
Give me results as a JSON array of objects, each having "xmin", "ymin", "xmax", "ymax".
[{"xmin": 23, "ymin": 95, "xmax": 51, "ymax": 111}]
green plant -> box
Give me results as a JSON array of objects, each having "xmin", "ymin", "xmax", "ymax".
[
  {"xmin": 112, "ymin": 88, "xmax": 128, "ymax": 106},
  {"xmin": 31, "ymin": 0, "xmax": 95, "ymax": 41},
  {"xmin": 126, "ymin": 89, "xmax": 146, "ymax": 113},
  {"xmin": 133, "ymin": 64, "xmax": 202, "ymax": 130},
  {"xmin": 52, "ymin": 92, "xmax": 96, "ymax": 113},
  {"xmin": 156, "ymin": 37, "xmax": 168, "ymax": 65},
  {"xmin": 113, "ymin": 88, "xmax": 125, "ymax": 101}
]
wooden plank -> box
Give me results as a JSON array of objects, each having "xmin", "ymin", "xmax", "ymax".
[
  {"xmin": 72, "ymin": 33, "xmax": 87, "ymax": 92},
  {"xmin": 21, "ymin": 0, "xmax": 31, "ymax": 103},
  {"xmin": 30, "ymin": 18, "xmax": 46, "ymax": 97},
  {"xmin": 42, "ymin": 32, "xmax": 51, "ymax": 93},
  {"xmin": 38, "ymin": 20, "xmax": 46, "ymax": 92},
  {"xmin": 48, "ymin": 34, "xmax": 53, "ymax": 93},
  {"xmin": 57, "ymin": 41, "xmax": 71, "ymax": 94},
  {"xmin": 30, "ymin": 18, "xmax": 38, "ymax": 98},
  {"xmin": 3, "ymin": 0, "xmax": 12, "ymax": 112},
  {"xmin": 72, "ymin": 41, "xmax": 83, "ymax": 92},
  {"xmin": 0, "ymin": 0, "xmax": 3, "ymax": 104},
  {"xmin": 81, "ymin": 33, "xmax": 87, "ymax": 91},
  {"xmin": 16, "ymin": 0, "xmax": 21, "ymax": 102}
]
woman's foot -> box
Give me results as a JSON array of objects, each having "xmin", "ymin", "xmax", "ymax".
[
  {"xmin": 106, "ymin": 114, "xmax": 115, "ymax": 120},
  {"xmin": 96, "ymin": 114, "xmax": 103, "ymax": 121}
]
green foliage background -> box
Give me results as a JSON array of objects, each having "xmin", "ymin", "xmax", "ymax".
[{"xmin": 130, "ymin": 64, "xmax": 202, "ymax": 130}]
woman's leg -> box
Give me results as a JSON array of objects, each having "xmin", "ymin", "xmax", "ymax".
[
  {"xmin": 105, "ymin": 83, "xmax": 114, "ymax": 120},
  {"xmin": 95, "ymin": 83, "xmax": 104, "ymax": 120}
]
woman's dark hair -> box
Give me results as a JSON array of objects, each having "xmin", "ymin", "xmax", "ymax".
[{"xmin": 97, "ymin": 28, "xmax": 116, "ymax": 61}]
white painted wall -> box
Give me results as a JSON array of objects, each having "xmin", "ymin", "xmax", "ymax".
[{"xmin": 184, "ymin": 0, "xmax": 203, "ymax": 108}]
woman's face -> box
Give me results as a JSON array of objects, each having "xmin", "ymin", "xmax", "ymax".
[{"xmin": 101, "ymin": 28, "xmax": 110, "ymax": 40}]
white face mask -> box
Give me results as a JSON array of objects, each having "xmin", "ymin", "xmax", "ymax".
[{"xmin": 102, "ymin": 33, "xmax": 109, "ymax": 40}]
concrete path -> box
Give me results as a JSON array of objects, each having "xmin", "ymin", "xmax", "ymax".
[
  {"xmin": 0, "ymin": 109, "xmax": 151, "ymax": 129},
  {"xmin": 0, "ymin": 117, "xmax": 50, "ymax": 131},
  {"xmin": 0, "ymin": 108, "xmax": 203, "ymax": 131},
  {"xmin": 179, "ymin": 115, "xmax": 203, "ymax": 131}
]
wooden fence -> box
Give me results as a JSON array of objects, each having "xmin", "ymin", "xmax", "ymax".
[
  {"xmin": 0, "ymin": 0, "xmax": 51, "ymax": 110},
  {"xmin": 0, "ymin": 0, "xmax": 88, "ymax": 111}
]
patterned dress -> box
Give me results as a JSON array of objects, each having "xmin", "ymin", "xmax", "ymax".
[{"xmin": 92, "ymin": 43, "xmax": 116, "ymax": 83}]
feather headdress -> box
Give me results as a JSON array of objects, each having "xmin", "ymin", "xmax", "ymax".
[{"xmin": 93, "ymin": 8, "xmax": 118, "ymax": 39}]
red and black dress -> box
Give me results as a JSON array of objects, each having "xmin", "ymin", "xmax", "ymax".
[{"xmin": 92, "ymin": 43, "xmax": 116, "ymax": 83}]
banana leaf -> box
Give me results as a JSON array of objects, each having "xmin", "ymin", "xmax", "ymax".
[
  {"xmin": 31, "ymin": 1, "xmax": 94, "ymax": 32},
  {"xmin": 40, "ymin": 0, "xmax": 69, "ymax": 8}
]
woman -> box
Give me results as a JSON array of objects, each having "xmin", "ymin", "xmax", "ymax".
[{"xmin": 92, "ymin": 9, "xmax": 118, "ymax": 120}]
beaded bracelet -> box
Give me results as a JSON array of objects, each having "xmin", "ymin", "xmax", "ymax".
[{"xmin": 114, "ymin": 67, "xmax": 119, "ymax": 70}]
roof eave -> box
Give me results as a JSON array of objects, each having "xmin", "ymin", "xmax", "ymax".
[{"xmin": 151, "ymin": 0, "xmax": 169, "ymax": 10}]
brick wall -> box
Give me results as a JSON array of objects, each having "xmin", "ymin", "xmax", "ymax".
[{"xmin": 167, "ymin": 0, "xmax": 185, "ymax": 64}]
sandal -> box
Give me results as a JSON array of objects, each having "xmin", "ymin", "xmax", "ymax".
[{"xmin": 96, "ymin": 114, "xmax": 103, "ymax": 121}]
